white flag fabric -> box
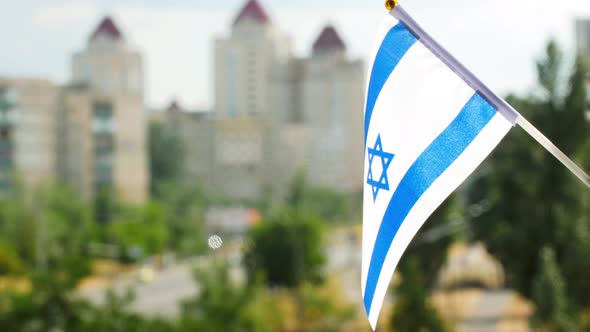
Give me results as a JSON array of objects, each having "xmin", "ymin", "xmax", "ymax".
[{"xmin": 362, "ymin": 6, "xmax": 519, "ymax": 329}]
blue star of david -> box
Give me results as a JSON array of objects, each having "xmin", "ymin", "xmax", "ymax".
[{"xmin": 367, "ymin": 134, "xmax": 394, "ymax": 202}]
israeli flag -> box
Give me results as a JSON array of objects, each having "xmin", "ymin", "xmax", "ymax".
[{"xmin": 362, "ymin": 6, "xmax": 519, "ymax": 329}]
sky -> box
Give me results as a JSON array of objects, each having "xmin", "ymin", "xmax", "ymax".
[{"xmin": 2, "ymin": 0, "xmax": 590, "ymax": 110}]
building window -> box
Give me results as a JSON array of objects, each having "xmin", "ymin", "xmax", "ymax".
[
  {"xmin": 227, "ymin": 48, "xmax": 239, "ymax": 118},
  {"xmin": 288, "ymin": 81, "xmax": 303, "ymax": 124},
  {"xmin": 93, "ymin": 102, "xmax": 115, "ymax": 133},
  {"xmin": 331, "ymin": 80, "xmax": 343, "ymax": 127},
  {"xmin": 94, "ymin": 134, "xmax": 114, "ymax": 154},
  {"xmin": 0, "ymin": 88, "xmax": 15, "ymax": 190},
  {"xmin": 100, "ymin": 71, "xmax": 111, "ymax": 93},
  {"xmin": 93, "ymin": 102, "xmax": 115, "ymax": 190}
]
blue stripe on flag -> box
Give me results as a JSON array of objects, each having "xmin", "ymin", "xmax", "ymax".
[
  {"xmin": 364, "ymin": 22, "xmax": 417, "ymax": 146},
  {"xmin": 363, "ymin": 93, "xmax": 498, "ymax": 315}
]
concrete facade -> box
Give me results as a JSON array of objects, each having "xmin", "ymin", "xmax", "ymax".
[
  {"xmin": 72, "ymin": 17, "xmax": 143, "ymax": 97},
  {"xmin": 0, "ymin": 78, "xmax": 59, "ymax": 191},
  {"xmin": 0, "ymin": 16, "xmax": 148, "ymax": 204},
  {"xmin": 158, "ymin": 0, "xmax": 365, "ymax": 202},
  {"xmin": 214, "ymin": 0, "xmax": 291, "ymax": 120},
  {"xmin": 59, "ymin": 17, "xmax": 148, "ymax": 203},
  {"xmin": 58, "ymin": 87, "xmax": 147, "ymax": 203}
]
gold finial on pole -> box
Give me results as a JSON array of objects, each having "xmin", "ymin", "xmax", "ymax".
[{"xmin": 385, "ymin": 0, "xmax": 398, "ymax": 11}]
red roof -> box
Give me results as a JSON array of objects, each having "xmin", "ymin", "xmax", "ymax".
[
  {"xmin": 90, "ymin": 16, "xmax": 123, "ymax": 41},
  {"xmin": 313, "ymin": 25, "xmax": 346, "ymax": 53},
  {"xmin": 233, "ymin": 0, "xmax": 270, "ymax": 27},
  {"xmin": 167, "ymin": 100, "xmax": 181, "ymax": 113}
]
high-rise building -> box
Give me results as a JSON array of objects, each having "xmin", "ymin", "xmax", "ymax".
[
  {"xmin": 301, "ymin": 26, "xmax": 364, "ymax": 191},
  {"xmin": 59, "ymin": 17, "xmax": 148, "ymax": 203},
  {"xmin": 214, "ymin": 0, "xmax": 291, "ymax": 119},
  {"xmin": 162, "ymin": 101, "xmax": 215, "ymax": 189},
  {"xmin": 72, "ymin": 17, "xmax": 143, "ymax": 97},
  {"xmin": 576, "ymin": 19, "xmax": 590, "ymax": 55},
  {"xmin": 0, "ymin": 78, "xmax": 59, "ymax": 191},
  {"xmin": 58, "ymin": 86, "xmax": 148, "ymax": 203},
  {"xmin": 160, "ymin": 0, "xmax": 365, "ymax": 201},
  {"xmin": 210, "ymin": 0, "xmax": 292, "ymax": 200},
  {"xmin": 0, "ymin": 17, "xmax": 148, "ymax": 203},
  {"xmin": 268, "ymin": 25, "xmax": 365, "ymax": 194}
]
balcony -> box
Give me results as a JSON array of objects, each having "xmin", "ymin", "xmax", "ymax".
[
  {"xmin": 92, "ymin": 119, "xmax": 116, "ymax": 133},
  {"xmin": 0, "ymin": 110, "xmax": 16, "ymax": 128}
]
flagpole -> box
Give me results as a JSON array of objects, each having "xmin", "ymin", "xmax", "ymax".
[
  {"xmin": 387, "ymin": 0, "xmax": 590, "ymax": 189},
  {"xmin": 385, "ymin": 0, "xmax": 397, "ymax": 11},
  {"xmin": 515, "ymin": 115, "xmax": 590, "ymax": 188}
]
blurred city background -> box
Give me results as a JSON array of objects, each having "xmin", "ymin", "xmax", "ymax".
[{"xmin": 2, "ymin": 0, "xmax": 590, "ymax": 331}]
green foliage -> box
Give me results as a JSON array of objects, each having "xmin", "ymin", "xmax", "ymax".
[
  {"xmin": 391, "ymin": 258, "xmax": 450, "ymax": 332},
  {"xmin": 562, "ymin": 217, "xmax": 590, "ymax": 308},
  {"xmin": 0, "ymin": 180, "xmax": 37, "ymax": 269},
  {"xmin": 108, "ymin": 202, "xmax": 169, "ymax": 259},
  {"xmin": 536, "ymin": 41, "xmax": 563, "ymax": 103},
  {"xmin": 0, "ymin": 271, "xmax": 175, "ymax": 332},
  {"xmin": 180, "ymin": 259, "xmax": 357, "ymax": 332},
  {"xmin": 285, "ymin": 169, "xmax": 360, "ymax": 223},
  {"xmin": 0, "ymin": 243, "xmax": 22, "ymax": 274},
  {"xmin": 532, "ymin": 247, "xmax": 580, "ymax": 331},
  {"xmin": 0, "ymin": 250, "xmax": 90, "ymax": 332},
  {"xmin": 296, "ymin": 282, "xmax": 357, "ymax": 332},
  {"xmin": 0, "ymin": 181, "xmax": 95, "ymax": 273},
  {"xmin": 179, "ymin": 260, "xmax": 264, "ymax": 332},
  {"xmin": 78, "ymin": 291, "xmax": 176, "ymax": 332},
  {"xmin": 155, "ymin": 183, "xmax": 208, "ymax": 256},
  {"xmin": 94, "ymin": 187, "xmax": 115, "ymax": 225},
  {"xmin": 0, "ymin": 175, "xmax": 207, "ymax": 268},
  {"xmin": 148, "ymin": 122, "xmax": 185, "ymax": 197},
  {"xmin": 468, "ymin": 41, "xmax": 590, "ymax": 302},
  {"xmin": 244, "ymin": 209, "xmax": 326, "ymax": 288}
]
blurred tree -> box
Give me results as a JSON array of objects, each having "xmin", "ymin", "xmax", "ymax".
[
  {"xmin": 243, "ymin": 209, "xmax": 325, "ymax": 288},
  {"xmin": 0, "ymin": 250, "xmax": 91, "ymax": 331},
  {"xmin": 296, "ymin": 282, "xmax": 357, "ymax": 332},
  {"xmin": 390, "ymin": 258, "xmax": 450, "ymax": 332},
  {"xmin": 108, "ymin": 201, "xmax": 169, "ymax": 260},
  {"xmin": 79, "ymin": 290, "xmax": 176, "ymax": 332},
  {"xmin": 0, "ymin": 181, "xmax": 95, "ymax": 272},
  {"xmin": 181, "ymin": 259, "xmax": 356, "ymax": 332},
  {"xmin": 285, "ymin": 169, "xmax": 357, "ymax": 223},
  {"xmin": 94, "ymin": 187, "xmax": 115, "ymax": 225},
  {"xmin": 286, "ymin": 169, "xmax": 308, "ymax": 210},
  {"xmin": 44, "ymin": 183, "xmax": 93, "ymax": 243},
  {"xmin": 0, "ymin": 179, "xmax": 37, "ymax": 268},
  {"xmin": 532, "ymin": 247, "xmax": 580, "ymax": 331},
  {"xmin": 301, "ymin": 187, "xmax": 351, "ymax": 223},
  {"xmin": 562, "ymin": 210, "xmax": 590, "ymax": 309},
  {"xmin": 0, "ymin": 271, "xmax": 175, "ymax": 332},
  {"xmin": 155, "ymin": 183, "xmax": 208, "ymax": 256},
  {"xmin": 179, "ymin": 260, "xmax": 265, "ymax": 332},
  {"xmin": 0, "ymin": 242, "xmax": 22, "ymax": 274},
  {"xmin": 148, "ymin": 122, "xmax": 184, "ymax": 197},
  {"xmin": 468, "ymin": 41, "xmax": 590, "ymax": 298}
]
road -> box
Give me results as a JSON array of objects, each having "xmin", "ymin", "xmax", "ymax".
[
  {"xmin": 79, "ymin": 234, "xmax": 361, "ymax": 317},
  {"xmin": 79, "ymin": 260, "xmax": 198, "ymax": 317}
]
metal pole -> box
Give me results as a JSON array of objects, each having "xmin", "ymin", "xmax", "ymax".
[
  {"xmin": 385, "ymin": 0, "xmax": 398, "ymax": 11},
  {"xmin": 35, "ymin": 187, "xmax": 47, "ymax": 271},
  {"xmin": 516, "ymin": 115, "xmax": 590, "ymax": 189}
]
